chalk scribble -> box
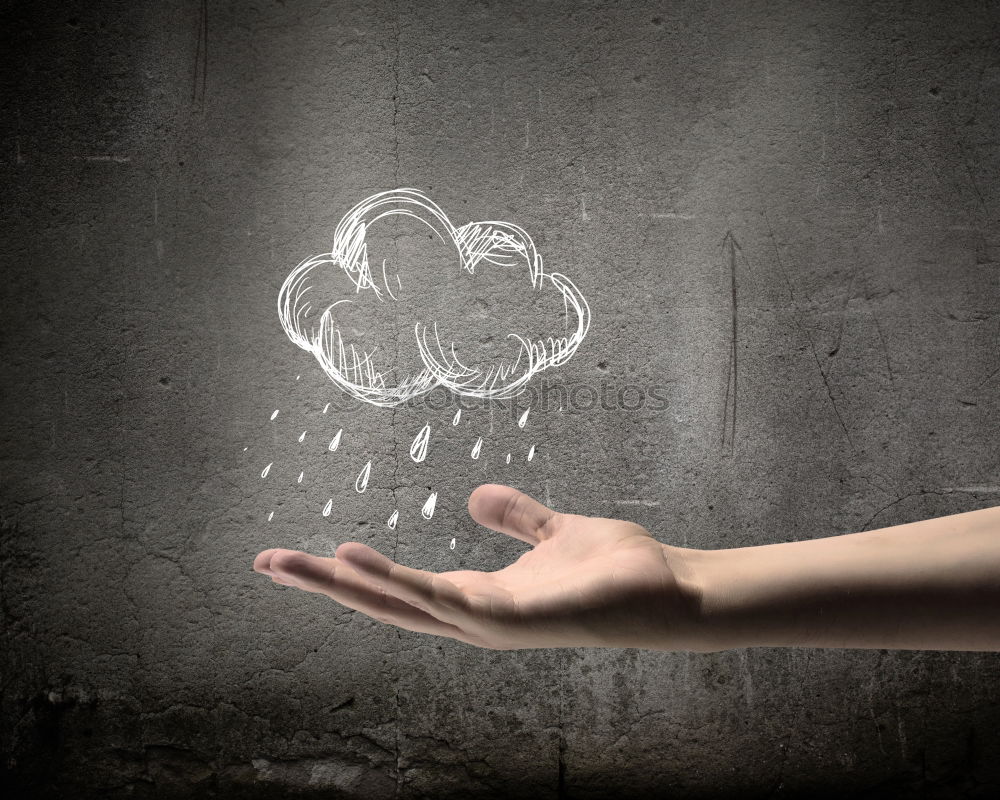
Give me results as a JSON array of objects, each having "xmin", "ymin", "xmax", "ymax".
[
  {"xmin": 278, "ymin": 189, "xmax": 590, "ymax": 407},
  {"xmin": 355, "ymin": 460, "xmax": 371, "ymax": 493},
  {"xmin": 421, "ymin": 492, "xmax": 438, "ymax": 520},
  {"xmin": 409, "ymin": 423, "xmax": 431, "ymax": 463}
]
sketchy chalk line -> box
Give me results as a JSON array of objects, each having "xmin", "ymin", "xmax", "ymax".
[
  {"xmin": 278, "ymin": 189, "xmax": 590, "ymax": 407},
  {"xmin": 421, "ymin": 492, "xmax": 438, "ymax": 519},
  {"xmin": 328, "ymin": 429, "xmax": 342, "ymax": 451},
  {"xmin": 409, "ymin": 423, "xmax": 431, "ymax": 463},
  {"xmin": 355, "ymin": 460, "xmax": 371, "ymax": 493}
]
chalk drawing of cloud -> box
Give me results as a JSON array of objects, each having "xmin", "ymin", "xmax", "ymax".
[{"xmin": 278, "ymin": 189, "xmax": 590, "ymax": 407}]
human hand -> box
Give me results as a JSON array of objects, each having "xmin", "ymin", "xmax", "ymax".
[{"xmin": 253, "ymin": 484, "xmax": 705, "ymax": 651}]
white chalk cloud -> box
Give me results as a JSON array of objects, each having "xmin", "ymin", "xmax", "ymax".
[{"xmin": 278, "ymin": 189, "xmax": 590, "ymax": 407}]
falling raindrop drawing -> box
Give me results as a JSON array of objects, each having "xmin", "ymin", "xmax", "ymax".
[
  {"xmin": 452, "ymin": 408, "xmax": 461, "ymax": 426},
  {"xmin": 267, "ymin": 511, "xmax": 274, "ymax": 521},
  {"xmin": 270, "ymin": 409, "xmax": 279, "ymax": 421},
  {"xmin": 471, "ymin": 437, "xmax": 483, "ymax": 460},
  {"xmin": 518, "ymin": 408, "xmax": 530, "ymax": 428},
  {"xmin": 297, "ymin": 471, "xmax": 304, "ymax": 483},
  {"xmin": 243, "ymin": 446, "xmax": 248, "ymax": 452},
  {"xmin": 355, "ymin": 460, "xmax": 372, "ymax": 493},
  {"xmin": 387, "ymin": 510, "xmax": 399, "ymax": 529},
  {"xmin": 322, "ymin": 499, "xmax": 333, "ymax": 517},
  {"xmin": 261, "ymin": 462, "xmax": 273, "ymax": 478},
  {"xmin": 322, "ymin": 402, "xmax": 330, "ymax": 413},
  {"xmin": 421, "ymin": 492, "xmax": 438, "ymax": 519},
  {"xmin": 449, "ymin": 537, "xmax": 456, "ymax": 550},
  {"xmin": 328, "ymin": 428, "xmax": 342, "ymax": 451},
  {"xmin": 409, "ymin": 423, "xmax": 431, "ymax": 463},
  {"xmin": 506, "ymin": 452, "xmax": 511, "ymax": 464},
  {"xmin": 527, "ymin": 444, "xmax": 536, "ymax": 461},
  {"xmin": 298, "ymin": 430, "xmax": 306, "ymax": 442}
]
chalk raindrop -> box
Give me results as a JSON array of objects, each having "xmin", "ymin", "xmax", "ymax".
[
  {"xmin": 449, "ymin": 537, "xmax": 456, "ymax": 550},
  {"xmin": 410, "ymin": 423, "xmax": 431, "ymax": 463},
  {"xmin": 355, "ymin": 460, "xmax": 372, "ymax": 493},
  {"xmin": 452, "ymin": 408, "xmax": 461, "ymax": 426},
  {"xmin": 270, "ymin": 409, "xmax": 279, "ymax": 421},
  {"xmin": 322, "ymin": 499, "xmax": 333, "ymax": 517},
  {"xmin": 261, "ymin": 462, "xmax": 273, "ymax": 478},
  {"xmin": 298, "ymin": 430, "xmax": 306, "ymax": 443},
  {"xmin": 471, "ymin": 437, "xmax": 483, "ymax": 460},
  {"xmin": 421, "ymin": 492, "xmax": 438, "ymax": 519},
  {"xmin": 527, "ymin": 444, "xmax": 536, "ymax": 461},
  {"xmin": 387, "ymin": 510, "xmax": 399, "ymax": 529},
  {"xmin": 518, "ymin": 408, "xmax": 530, "ymax": 428},
  {"xmin": 328, "ymin": 429, "xmax": 342, "ymax": 451}
]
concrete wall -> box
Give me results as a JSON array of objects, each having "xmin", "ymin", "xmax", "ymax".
[{"xmin": 2, "ymin": 0, "xmax": 999, "ymax": 796}]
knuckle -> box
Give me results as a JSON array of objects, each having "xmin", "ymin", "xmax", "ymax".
[
  {"xmin": 538, "ymin": 511, "xmax": 562, "ymax": 540},
  {"xmin": 500, "ymin": 491, "xmax": 523, "ymax": 531}
]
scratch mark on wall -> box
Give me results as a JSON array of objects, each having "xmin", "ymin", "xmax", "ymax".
[
  {"xmin": 721, "ymin": 231, "xmax": 740, "ymax": 454},
  {"xmin": 763, "ymin": 211, "xmax": 853, "ymax": 447},
  {"xmin": 192, "ymin": 0, "xmax": 208, "ymax": 109}
]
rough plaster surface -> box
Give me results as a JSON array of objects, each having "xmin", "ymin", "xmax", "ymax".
[{"xmin": 2, "ymin": 0, "xmax": 999, "ymax": 797}]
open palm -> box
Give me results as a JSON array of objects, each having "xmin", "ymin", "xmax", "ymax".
[{"xmin": 254, "ymin": 484, "xmax": 701, "ymax": 651}]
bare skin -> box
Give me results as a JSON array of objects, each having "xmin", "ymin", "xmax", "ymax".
[{"xmin": 253, "ymin": 484, "xmax": 1000, "ymax": 652}]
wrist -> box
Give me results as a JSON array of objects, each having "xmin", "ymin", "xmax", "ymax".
[{"xmin": 659, "ymin": 543, "xmax": 739, "ymax": 652}]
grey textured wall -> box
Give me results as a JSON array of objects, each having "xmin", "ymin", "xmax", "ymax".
[{"xmin": 2, "ymin": 0, "xmax": 999, "ymax": 797}]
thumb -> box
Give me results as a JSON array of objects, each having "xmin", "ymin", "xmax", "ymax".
[{"xmin": 467, "ymin": 484, "xmax": 558, "ymax": 546}]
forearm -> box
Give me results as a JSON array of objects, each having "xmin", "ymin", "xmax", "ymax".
[{"xmin": 667, "ymin": 505, "xmax": 1000, "ymax": 652}]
